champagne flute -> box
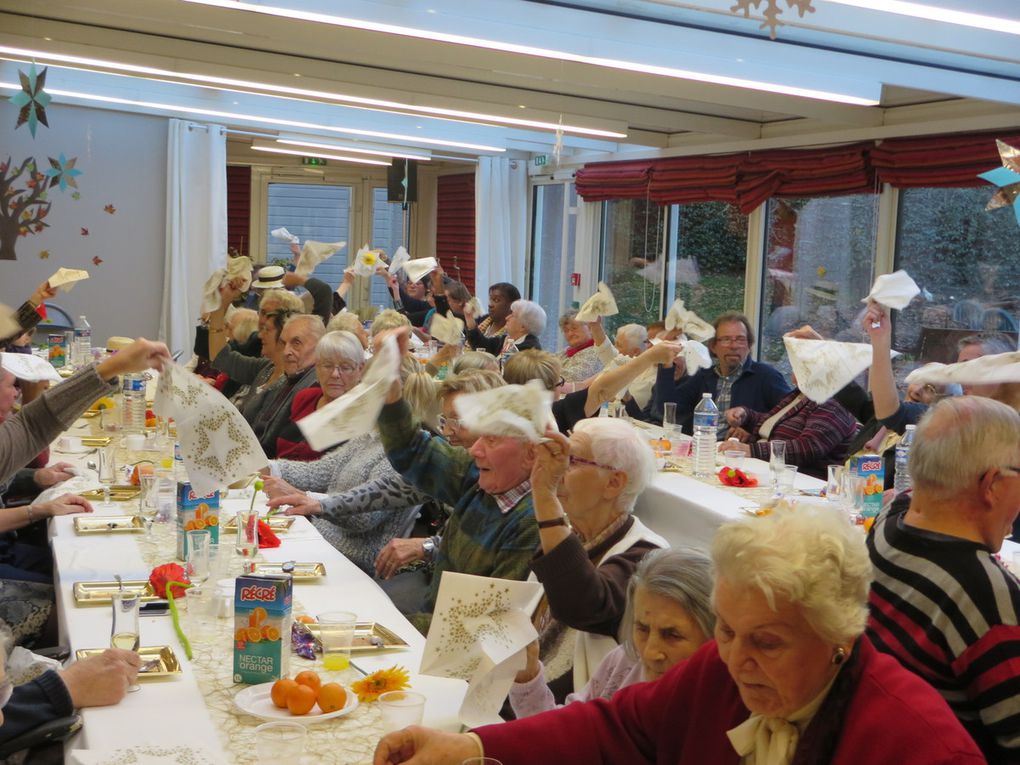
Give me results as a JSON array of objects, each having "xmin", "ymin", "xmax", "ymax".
[
  {"xmin": 111, "ymin": 592, "xmax": 141, "ymax": 692},
  {"xmin": 98, "ymin": 444, "xmax": 118, "ymax": 508},
  {"xmin": 768, "ymin": 440, "xmax": 787, "ymax": 492},
  {"xmin": 138, "ymin": 473, "xmax": 159, "ymax": 536}
]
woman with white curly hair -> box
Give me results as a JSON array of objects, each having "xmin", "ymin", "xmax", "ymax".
[
  {"xmin": 375, "ymin": 505, "xmax": 984, "ymax": 765},
  {"xmin": 464, "ymin": 298, "xmax": 545, "ymax": 358}
]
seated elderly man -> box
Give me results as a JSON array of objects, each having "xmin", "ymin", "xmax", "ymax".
[
  {"xmin": 652, "ymin": 312, "xmax": 791, "ymax": 437},
  {"xmin": 867, "ymin": 396, "xmax": 1020, "ymax": 762},
  {"xmin": 377, "ymin": 360, "xmax": 540, "ymax": 634},
  {"xmin": 586, "ymin": 319, "xmax": 655, "ymax": 417},
  {"xmin": 249, "ymin": 313, "xmax": 324, "ymax": 459}
]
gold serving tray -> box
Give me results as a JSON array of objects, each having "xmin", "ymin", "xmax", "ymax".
[
  {"xmin": 75, "ymin": 645, "xmax": 181, "ymax": 677},
  {"xmin": 79, "ymin": 485, "xmax": 140, "ymax": 502},
  {"xmin": 304, "ymin": 621, "xmax": 409, "ymax": 652},
  {"xmin": 73, "ymin": 580, "xmax": 158, "ymax": 605},
  {"xmin": 80, "ymin": 410, "xmax": 100, "ymax": 419},
  {"xmin": 73, "ymin": 515, "xmax": 144, "ymax": 534},
  {"xmin": 224, "ymin": 515, "xmax": 295, "ymax": 533},
  {"xmin": 251, "ymin": 561, "xmax": 325, "ymax": 580},
  {"xmin": 80, "ymin": 435, "xmax": 114, "ymax": 447}
]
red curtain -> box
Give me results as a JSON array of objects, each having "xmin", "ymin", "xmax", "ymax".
[
  {"xmin": 435, "ymin": 173, "xmax": 476, "ymax": 292},
  {"xmin": 574, "ymin": 130, "xmax": 1019, "ymax": 209}
]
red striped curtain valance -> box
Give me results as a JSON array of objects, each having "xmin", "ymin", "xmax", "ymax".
[{"xmin": 575, "ymin": 130, "xmax": 1020, "ymax": 212}]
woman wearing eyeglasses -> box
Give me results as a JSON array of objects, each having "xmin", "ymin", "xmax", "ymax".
[{"xmin": 522, "ymin": 419, "xmax": 668, "ymax": 704}]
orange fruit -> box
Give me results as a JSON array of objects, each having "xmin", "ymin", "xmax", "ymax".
[
  {"xmin": 286, "ymin": 684, "xmax": 316, "ymax": 715},
  {"xmin": 271, "ymin": 678, "xmax": 297, "ymax": 709},
  {"xmin": 246, "ymin": 627, "xmax": 262, "ymax": 642},
  {"xmin": 316, "ymin": 683, "xmax": 346, "ymax": 713},
  {"xmin": 296, "ymin": 615, "xmax": 316, "ymax": 624},
  {"xmin": 294, "ymin": 670, "xmax": 321, "ymax": 693}
]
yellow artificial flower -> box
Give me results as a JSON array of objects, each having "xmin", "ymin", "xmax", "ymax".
[
  {"xmin": 351, "ymin": 664, "xmax": 411, "ymax": 702},
  {"xmin": 362, "ymin": 250, "xmax": 378, "ymax": 266}
]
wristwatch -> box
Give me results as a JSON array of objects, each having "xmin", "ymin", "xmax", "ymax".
[{"xmin": 421, "ymin": 538, "xmax": 436, "ymax": 557}]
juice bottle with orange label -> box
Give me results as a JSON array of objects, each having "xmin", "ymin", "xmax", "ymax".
[
  {"xmin": 176, "ymin": 482, "xmax": 220, "ymax": 560},
  {"xmin": 233, "ymin": 573, "xmax": 292, "ymax": 684}
]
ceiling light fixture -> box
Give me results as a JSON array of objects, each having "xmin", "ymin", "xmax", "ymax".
[
  {"xmin": 822, "ymin": 0, "xmax": 1020, "ymax": 35},
  {"xmin": 181, "ymin": 0, "xmax": 879, "ymax": 105},
  {"xmin": 276, "ymin": 138, "xmax": 431, "ymax": 161},
  {"xmin": 0, "ymin": 80, "xmax": 507, "ymax": 152},
  {"xmin": 0, "ymin": 45, "xmax": 626, "ymax": 138},
  {"xmin": 250, "ymin": 143, "xmax": 390, "ymax": 166}
]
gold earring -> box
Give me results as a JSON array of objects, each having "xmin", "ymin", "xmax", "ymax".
[{"xmin": 832, "ymin": 647, "xmax": 847, "ymax": 666}]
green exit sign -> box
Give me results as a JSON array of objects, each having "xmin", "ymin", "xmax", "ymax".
[
  {"xmin": 534, "ymin": 154, "xmax": 548, "ymax": 167},
  {"xmin": 302, "ymin": 156, "xmax": 328, "ymax": 166}
]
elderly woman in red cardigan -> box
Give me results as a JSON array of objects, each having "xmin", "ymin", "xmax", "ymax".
[{"xmin": 373, "ymin": 504, "xmax": 984, "ymax": 765}]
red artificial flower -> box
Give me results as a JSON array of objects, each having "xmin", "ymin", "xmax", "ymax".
[
  {"xmin": 257, "ymin": 520, "xmax": 281, "ymax": 549},
  {"xmin": 149, "ymin": 562, "xmax": 190, "ymax": 599},
  {"xmin": 718, "ymin": 467, "xmax": 759, "ymax": 488}
]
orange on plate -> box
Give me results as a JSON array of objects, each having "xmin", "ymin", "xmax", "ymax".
[
  {"xmin": 286, "ymin": 684, "xmax": 317, "ymax": 715},
  {"xmin": 296, "ymin": 615, "xmax": 316, "ymax": 624},
  {"xmin": 295, "ymin": 670, "xmax": 322, "ymax": 693},
  {"xmin": 271, "ymin": 678, "xmax": 297, "ymax": 709},
  {"xmin": 317, "ymin": 683, "xmax": 346, "ymax": 713}
]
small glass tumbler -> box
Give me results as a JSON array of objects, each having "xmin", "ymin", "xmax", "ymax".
[
  {"xmin": 186, "ymin": 529, "xmax": 212, "ymax": 584},
  {"xmin": 316, "ymin": 611, "xmax": 357, "ymax": 672},
  {"xmin": 378, "ymin": 690, "xmax": 427, "ymax": 733},
  {"xmin": 777, "ymin": 464, "xmax": 798, "ymax": 496},
  {"xmin": 234, "ymin": 509, "xmax": 260, "ymax": 566},
  {"xmin": 254, "ymin": 721, "xmax": 306, "ymax": 765},
  {"xmin": 826, "ymin": 465, "xmax": 844, "ymax": 504}
]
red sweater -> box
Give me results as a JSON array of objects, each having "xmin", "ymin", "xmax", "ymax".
[
  {"xmin": 274, "ymin": 387, "xmax": 324, "ymax": 461},
  {"xmin": 478, "ymin": 638, "xmax": 984, "ymax": 765}
]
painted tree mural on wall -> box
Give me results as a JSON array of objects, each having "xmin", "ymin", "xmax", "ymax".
[{"xmin": 0, "ymin": 156, "xmax": 52, "ymax": 261}]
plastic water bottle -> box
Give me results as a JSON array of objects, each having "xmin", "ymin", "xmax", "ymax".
[
  {"xmin": 894, "ymin": 424, "xmax": 916, "ymax": 495},
  {"xmin": 692, "ymin": 393, "xmax": 719, "ymax": 478},
  {"xmin": 121, "ymin": 373, "xmax": 147, "ymax": 433},
  {"xmin": 73, "ymin": 315, "xmax": 91, "ymax": 366}
]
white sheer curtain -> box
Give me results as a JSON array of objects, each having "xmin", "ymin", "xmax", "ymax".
[
  {"xmin": 160, "ymin": 119, "xmax": 227, "ymax": 356},
  {"xmin": 474, "ymin": 156, "xmax": 527, "ymax": 311},
  {"xmin": 573, "ymin": 197, "xmax": 603, "ymax": 304}
]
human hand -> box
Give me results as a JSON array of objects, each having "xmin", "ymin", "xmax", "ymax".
[
  {"xmin": 373, "ymin": 325, "xmax": 411, "ymax": 360},
  {"xmin": 644, "ymin": 341, "xmax": 681, "ymax": 367},
  {"xmin": 374, "ymin": 537, "xmax": 429, "ymax": 580},
  {"xmin": 531, "ymin": 428, "xmax": 570, "ymax": 493},
  {"xmin": 219, "ymin": 278, "xmax": 245, "ymax": 310},
  {"xmin": 373, "ymin": 726, "xmax": 481, "ymax": 765},
  {"xmin": 513, "ymin": 641, "xmax": 541, "ymax": 684},
  {"xmin": 35, "ymin": 493, "xmax": 93, "ymax": 518},
  {"xmin": 266, "ymin": 493, "xmax": 321, "ymax": 517},
  {"xmin": 862, "ymin": 301, "xmax": 891, "ymax": 344},
  {"xmin": 725, "ymin": 407, "xmax": 748, "ymax": 428},
  {"xmin": 282, "ymin": 272, "xmax": 306, "ymax": 288},
  {"xmin": 34, "ymin": 462, "xmax": 75, "ymax": 488},
  {"xmin": 288, "ymin": 242, "xmax": 301, "ymax": 258},
  {"xmin": 95, "ymin": 339, "xmax": 172, "ymax": 378},
  {"xmin": 30, "ymin": 280, "xmax": 57, "ymax": 306},
  {"xmin": 342, "ymin": 269, "xmax": 356, "ymax": 287},
  {"xmin": 717, "ymin": 440, "xmax": 751, "ymax": 456},
  {"xmin": 60, "ymin": 648, "xmax": 141, "ymax": 708},
  {"xmin": 260, "ymin": 475, "xmax": 300, "ymax": 500},
  {"xmin": 725, "ymin": 427, "xmax": 752, "ymax": 443}
]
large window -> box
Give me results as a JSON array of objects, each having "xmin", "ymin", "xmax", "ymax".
[
  {"xmin": 666, "ymin": 202, "xmax": 747, "ymax": 324},
  {"xmin": 893, "ymin": 186, "xmax": 1020, "ymax": 368},
  {"xmin": 599, "ymin": 198, "xmax": 666, "ymax": 334},
  {"xmin": 758, "ymin": 195, "xmax": 878, "ymax": 371},
  {"xmin": 266, "ymin": 182, "xmax": 352, "ymax": 282},
  {"xmin": 529, "ymin": 183, "xmax": 577, "ymax": 351}
]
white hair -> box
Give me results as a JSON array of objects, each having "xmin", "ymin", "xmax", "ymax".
[
  {"xmin": 370, "ymin": 308, "xmax": 411, "ymax": 338},
  {"xmin": 283, "ymin": 313, "xmax": 326, "ymax": 342},
  {"xmin": 316, "ymin": 331, "xmax": 364, "ymax": 366},
  {"xmin": 572, "ymin": 418, "xmax": 655, "ymax": 512},
  {"xmin": 616, "ymin": 323, "xmax": 648, "ymax": 353},
  {"xmin": 511, "ymin": 299, "xmax": 547, "ymax": 336},
  {"xmin": 910, "ymin": 396, "xmax": 1020, "ymax": 499},
  {"xmin": 259, "ymin": 288, "xmax": 304, "ymax": 314},
  {"xmin": 327, "ymin": 311, "xmax": 362, "ymax": 335},
  {"xmin": 711, "ymin": 503, "xmax": 871, "ymax": 645}
]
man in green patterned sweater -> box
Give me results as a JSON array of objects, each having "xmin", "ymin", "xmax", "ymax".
[{"xmin": 377, "ymin": 379, "xmax": 539, "ymax": 635}]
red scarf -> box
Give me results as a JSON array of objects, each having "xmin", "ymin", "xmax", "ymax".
[{"xmin": 564, "ymin": 338, "xmax": 595, "ymax": 358}]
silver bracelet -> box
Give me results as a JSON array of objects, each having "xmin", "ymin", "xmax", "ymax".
[{"xmin": 25, "ymin": 505, "xmax": 34, "ymax": 523}]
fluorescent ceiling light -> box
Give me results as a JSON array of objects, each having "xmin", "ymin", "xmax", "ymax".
[
  {"xmin": 277, "ymin": 138, "xmax": 431, "ymax": 161},
  {"xmin": 181, "ymin": 0, "xmax": 879, "ymax": 106},
  {"xmin": 0, "ymin": 45, "xmax": 625, "ymax": 138},
  {"xmin": 251, "ymin": 143, "xmax": 390, "ymax": 166},
  {"xmin": 0, "ymin": 81, "xmax": 506, "ymax": 152},
  {"xmin": 823, "ymin": 0, "xmax": 1020, "ymax": 35}
]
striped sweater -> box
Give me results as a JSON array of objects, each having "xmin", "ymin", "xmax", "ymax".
[{"xmin": 867, "ymin": 503, "xmax": 1020, "ymax": 762}]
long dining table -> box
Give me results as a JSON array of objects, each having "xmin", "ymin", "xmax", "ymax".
[{"xmin": 46, "ymin": 432, "xmax": 467, "ymax": 764}]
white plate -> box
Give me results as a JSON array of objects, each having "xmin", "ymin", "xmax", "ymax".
[{"xmin": 233, "ymin": 681, "xmax": 359, "ymax": 724}]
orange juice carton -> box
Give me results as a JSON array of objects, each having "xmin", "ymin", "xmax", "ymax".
[
  {"xmin": 233, "ymin": 574, "xmax": 292, "ymax": 684},
  {"xmin": 176, "ymin": 481, "xmax": 220, "ymax": 560},
  {"xmin": 852, "ymin": 454, "xmax": 884, "ymax": 523}
]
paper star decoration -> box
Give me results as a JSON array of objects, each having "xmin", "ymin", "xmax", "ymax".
[
  {"xmin": 9, "ymin": 64, "xmax": 51, "ymax": 137},
  {"xmin": 978, "ymin": 140, "xmax": 1020, "ymax": 227},
  {"xmin": 43, "ymin": 154, "xmax": 82, "ymax": 192}
]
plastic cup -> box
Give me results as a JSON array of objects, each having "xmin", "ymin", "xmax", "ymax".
[
  {"xmin": 826, "ymin": 465, "xmax": 844, "ymax": 503},
  {"xmin": 255, "ymin": 722, "xmax": 306, "ymax": 765},
  {"xmin": 778, "ymin": 464, "xmax": 798, "ymax": 495},
  {"xmin": 378, "ymin": 690, "xmax": 426, "ymax": 732},
  {"xmin": 316, "ymin": 611, "xmax": 357, "ymax": 671},
  {"xmin": 723, "ymin": 450, "xmax": 744, "ymax": 469}
]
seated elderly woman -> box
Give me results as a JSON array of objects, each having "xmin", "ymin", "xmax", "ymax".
[
  {"xmin": 464, "ymin": 299, "xmax": 545, "ymax": 358},
  {"xmin": 274, "ymin": 330, "xmax": 366, "ymax": 460},
  {"xmin": 522, "ymin": 420, "xmax": 668, "ymax": 702},
  {"xmin": 556, "ymin": 310, "xmax": 603, "ymax": 383},
  {"xmin": 262, "ymin": 360, "xmax": 434, "ymax": 577},
  {"xmin": 453, "ymin": 351, "xmax": 499, "ymax": 374},
  {"xmin": 721, "ymin": 385, "xmax": 859, "ymax": 479},
  {"xmin": 505, "ymin": 345, "xmax": 682, "ymax": 434},
  {"xmin": 511, "ymin": 546, "xmax": 713, "ymax": 717},
  {"xmin": 374, "ymin": 505, "xmax": 984, "ymax": 765},
  {"xmin": 326, "ymin": 310, "xmax": 369, "ymax": 350}
]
